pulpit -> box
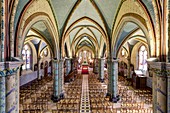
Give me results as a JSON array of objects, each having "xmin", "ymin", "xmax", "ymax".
[{"xmin": 133, "ymin": 70, "xmax": 146, "ymax": 89}]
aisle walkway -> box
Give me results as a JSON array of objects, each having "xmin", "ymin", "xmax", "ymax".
[{"xmin": 80, "ymin": 74, "xmax": 91, "ymax": 113}]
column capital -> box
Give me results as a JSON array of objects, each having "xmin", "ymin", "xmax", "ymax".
[
  {"xmin": 65, "ymin": 58, "xmax": 72, "ymax": 60},
  {"xmin": 107, "ymin": 58, "xmax": 119, "ymax": 62},
  {"xmin": 52, "ymin": 58, "xmax": 64, "ymax": 62},
  {"xmin": 98, "ymin": 58, "xmax": 105, "ymax": 60},
  {"xmin": 148, "ymin": 61, "xmax": 170, "ymax": 77},
  {"xmin": 0, "ymin": 60, "xmax": 23, "ymax": 77}
]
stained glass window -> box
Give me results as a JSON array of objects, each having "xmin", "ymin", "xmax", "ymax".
[
  {"xmin": 22, "ymin": 44, "xmax": 31, "ymax": 70},
  {"xmin": 139, "ymin": 45, "xmax": 147, "ymax": 71}
]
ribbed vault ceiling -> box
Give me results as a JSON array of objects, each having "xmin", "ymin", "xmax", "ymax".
[{"xmin": 15, "ymin": 0, "xmax": 156, "ymax": 57}]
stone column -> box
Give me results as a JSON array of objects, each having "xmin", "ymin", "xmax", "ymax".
[
  {"xmin": 51, "ymin": 59, "xmax": 59, "ymax": 102},
  {"xmin": 0, "ymin": 61, "xmax": 22, "ymax": 113},
  {"xmin": 37, "ymin": 58, "xmax": 41, "ymax": 79},
  {"xmin": 0, "ymin": 0, "xmax": 6, "ymax": 61},
  {"xmin": 58, "ymin": 59, "xmax": 64, "ymax": 99},
  {"xmin": 166, "ymin": 0, "xmax": 170, "ymax": 62},
  {"xmin": 72, "ymin": 57, "xmax": 78, "ymax": 72},
  {"xmin": 106, "ymin": 58, "xmax": 111, "ymax": 97},
  {"xmin": 107, "ymin": 59, "xmax": 119, "ymax": 103},
  {"xmin": 6, "ymin": 73, "xmax": 17, "ymax": 113},
  {"xmin": 65, "ymin": 58, "xmax": 72, "ymax": 76},
  {"xmin": 93, "ymin": 58, "xmax": 99, "ymax": 74},
  {"xmin": 127, "ymin": 56, "xmax": 131, "ymax": 78},
  {"xmin": 99, "ymin": 58, "xmax": 105, "ymax": 82},
  {"xmin": 167, "ymin": 72, "xmax": 170, "ymax": 113},
  {"xmin": 148, "ymin": 61, "xmax": 170, "ymax": 113},
  {"xmin": 0, "ymin": 69, "xmax": 6, "ymax": 113},
  {"xmin": 92, "ymin": 58, "xmax": 95, "ymax": 73},
  {"xmin": 51, "ymin": 59, "xmax": 64, "ymax": 102}
]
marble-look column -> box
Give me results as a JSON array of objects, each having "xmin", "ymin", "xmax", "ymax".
[
  {"xmin": 93, "ymin": 58, "xmax": 99, "ymax": 74},
  {"xmin": 0, "ymin": 74, "xmax": 6, "ymax": 113},
  {"xmin": 107, "ymin": 59, "xmax": 119, "ymax": 103},
  {"xmin": 106, "ymin": 58, "xmax": 111, "ymax": 97},
  {"xmin": 167, "ymin": 73, "xmax": 170, "ymax": 113},
  {"xmin": 51, "ymin": 59, "xmax": 64, "ymax": 102},
  {"xmin": 0, "ymin": 0, "xmax": 5, "ymax": 61},
  {"xmin": 0, "ymin": 61, "xmax": 22, "ymax": 113},
  {"xmin": 58, "ymin": 59, "xmax": 64, "ymax": 99},
  {"xmin": 6, "ymin": 73, "xmax": 17, "ymax": 113},
  {"xmin": 37, "ymin": 57, "xmax": 41, "ymax": 79},
  {"xmin": 99, "ymin": 58, "xmax": 105, "ymax": 82},
  {"xmin": 51, "ymin": 59, "xmax": 59, "ymax": 102},
  {"xmin": 148, "ymin": 61, "xmax": 170, "ymax": 113},
  {"xmin": 127, "ymin": 56, "xmax": 131, "ymax": 78},
  {"xmin": 65, "ymin": 58, "xmax": 72, "ymax": 76},
  {"xmin": 166, "ymin": 0, "xmax": 170, "ymax": 62},
  {"xmin": 72, "ymin": 57, "xmax": 78, "ymax": 72}
]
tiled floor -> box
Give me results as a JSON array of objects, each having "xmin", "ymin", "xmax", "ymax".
[{"xmin": 80, "ymin": 74, "xmax": 91, "ymax": 113}]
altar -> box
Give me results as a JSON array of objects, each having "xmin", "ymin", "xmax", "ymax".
[{"xmin": 82, "ymin": 63, "xmax": 89, "ymax": 74}]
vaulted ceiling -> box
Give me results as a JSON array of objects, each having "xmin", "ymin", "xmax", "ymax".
[
  {"xmin": 49, "ymin": 0, "xmax": 123, "ymax": 57},
  {"xmin": 15, "ymin": 0, "xmax": 156, "ymax": 58}
]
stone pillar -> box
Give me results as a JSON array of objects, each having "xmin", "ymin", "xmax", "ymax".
[
  {"xmin": 148, "ymin": 61, "xmax": 170, "ymax": 113},
  {"xmin": 37, "ymin": 58, "xmax": 41, "ymax": 79},
  {"xmin": 166, "ymin": 0, "xmax": 170, "ymax": 62},
  {"xmin": 0, "ymin": 61, "xmax": 22, "ymax": 113},
  {"xmin": 58, "ymin": 59, "xmax": 64, "ymax": 99},
  {"xmin": 106, "ymin": 58, "xmax": 111, "ymax": 97},
  {"xmin": 107, "ymin": 59, "xmax": 119, "ymax": 103},
  {"xmin": 167, "ymin": 72, "xmax": 170, "ymax": 113},
  {"xmin": 127, "ymin": 56, "xmax": 131, "ymax": 78},
  {"xmin": 6, "ymin": 74, "xmax": 17, "ymax": 113},
  {"xmin": 93, "ymin": 58, "xmax": 99, "ymax": 74},
  {"xmin": 65, "ymin": 58, "xmax": 72, "ymax": 76},
  {"xmin": 0, "ymin": 0, "xmax": 5, "ymax": 61},
  {"xmin": 51, "ymin": 59, "xmax": 64, "ymax": 102},
  {"xmin": 72, "ymin": 57, "xmax": 78, "ymax": 72},
  {"xmin": 0, "ymin": 73, "xmax": 6, "ymax": 113},
  {"xmin": 99, "ymin": 58, "xmax": 105, "ymax": 82}
]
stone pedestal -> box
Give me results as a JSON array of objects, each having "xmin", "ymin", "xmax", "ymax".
[
  {"xmin": 0, "ymin": 61, "xmax": 22, "ymax": 113},
  {"xmin": 107, "ymin": 59, "xmax": 119, "ymax": 103},
  {"xmin": 148, "ymin": 61, "xmax": 170, "ymax": 113},
  {"xmin": 51, "ymin": 59, "xmax": 64, "ymax": 102},
  {"xmin": 99, "ymin": 58, "xmax": 105, "ymax": 82}
]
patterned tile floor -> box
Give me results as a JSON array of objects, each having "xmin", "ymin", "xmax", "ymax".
[{"xmin": 80, "ymin": 74, "xmax": 91, "ymax": 113}]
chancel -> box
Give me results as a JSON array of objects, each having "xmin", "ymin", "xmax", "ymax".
[{"xmin": 0, "ymin": 0, "xmax": 169, "ymax": 113}]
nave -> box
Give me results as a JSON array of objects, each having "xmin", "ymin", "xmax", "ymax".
[{"xmin": 20, "ymin": 71, "xmax": 153, "ymax": 113}]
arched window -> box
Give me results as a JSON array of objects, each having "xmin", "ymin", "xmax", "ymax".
[
  {"xmin": 138, "ymin": 45, "xmax": 147, "ymax": 71},
  {"xmin": 22, "ymin": 44, "xmax": 31, "ymax": 70}
]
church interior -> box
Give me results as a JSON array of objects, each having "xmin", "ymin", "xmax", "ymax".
[{"xmin": 0, "ymin": 0, "xmax": 169, "ymax": 113}]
